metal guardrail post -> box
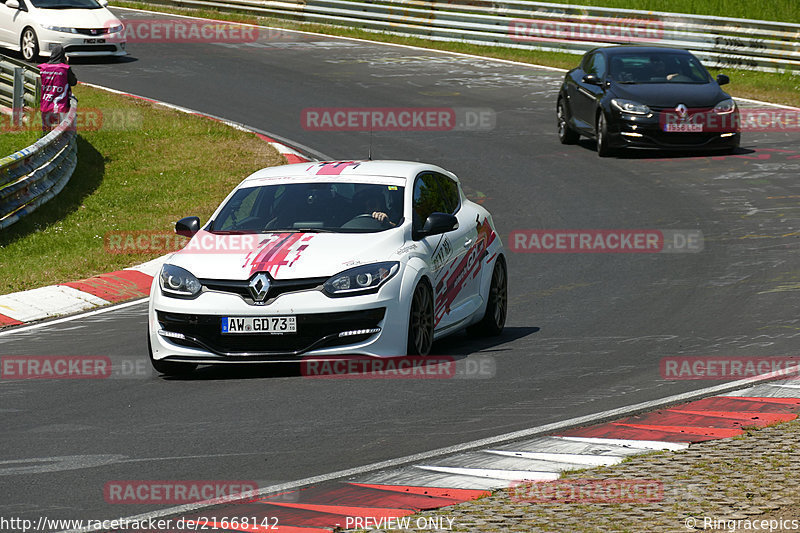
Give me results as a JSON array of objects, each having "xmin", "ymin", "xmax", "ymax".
[{"xmin": 11, "ymin": 66, "xmax": 23, "ymax": 127}]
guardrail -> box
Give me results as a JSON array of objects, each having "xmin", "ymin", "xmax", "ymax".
[
  {"xmin": 0, "ymin": 55, "xmax": 40, "ymax": 126},
  {"xmin": 156, "ymin": 0, "xmax": 800, "ymax": 73},
  {"xmin": 0, "ymin": 98, "xmax": 79, "ymax": 230}
]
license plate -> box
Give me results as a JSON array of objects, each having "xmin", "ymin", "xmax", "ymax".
[
  {"xmin": 664, "ymin": 123, "xmax": 703, "ymax": 132},
  {"xmin": 84, "ymin": 38, "xmax": 106, "ymax": 44},
  {"xmin": 221, "ymin": 316, "xmax": 297, "ymax": 334}
]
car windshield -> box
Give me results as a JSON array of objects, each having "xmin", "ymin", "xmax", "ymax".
[
  {"xmin": 608, "ymin": 52, "xmax": 711, "ymax": 84},
  {"xmin": 30, "ymin": 0, "xmax": 101, "ymax": 8},
  {"xmin": 209, "ymin": 182, "xmax": 405, "ymax": 234}
]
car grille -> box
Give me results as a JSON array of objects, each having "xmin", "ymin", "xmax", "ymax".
[
  {"xmin": 201, "ymin": 276, "xmax": 327, "ymax": 304},
  {"xmin": 64, "ymin": 45, "xmax": 119, "ymax": 52},
  {"xmin": 648, "ymin": 131, "xmax": 723, "ymax": 146},
  {"xmin": 75, "ymin": 28, "xmax": 112, "ymax": 36},
  {"xmin": 157, "ymin": 308, "xmax": 386, "ymax": 357}
]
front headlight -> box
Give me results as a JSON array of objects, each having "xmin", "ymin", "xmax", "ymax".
[
  {"xmin": 160, "ymin": 264, "xmax": 202, "ymax": 298},
  {"xmin": 611, "ymin": 99, "xmax": 651, "ymax": 115},
  {"xmin": 323, "ymin": 262, "xmax": 399, "ymax": 297},
  {"xmin": 42, "ymin": 26, "xmax": 78, "ymax": 34},
  {"xmin": 108, "ymin": 24, "xmax": 124, "ymax": 33},
  {"xmin": 713, "ymin": 98, "xmax": 736, "ymax": 114}
]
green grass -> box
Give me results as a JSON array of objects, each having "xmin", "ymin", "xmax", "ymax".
[
  {"xmin": 111, "ymin": 1, "xmax": 800, "ymax": 108},
  {"xmin": 0, "ymin": 84, "xmax": 284, "ymax": 294},
  {"xmin": 0, "ymin": 120, "xmax": 42, "ymax": 157}
]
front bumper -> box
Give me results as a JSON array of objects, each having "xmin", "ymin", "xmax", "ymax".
[
  {"xmin": 608, "ymin": 109, "xmax": 740, "ymax": 150},
  {"xmin": 40, "ymin": 30, "xmax": 127, "ymax": 57},
  {"xmin": 148, "ymin": 272, "xmax": 411, "ymax": 363}
]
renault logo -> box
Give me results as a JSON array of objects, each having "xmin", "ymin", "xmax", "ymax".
[
  {"xmin": 248, "ymin": 273, "xmax": 271, "ymax": 302},
  {"xmin": 675, "ymin": 103, "xmax": 688, "ymax": 120}
]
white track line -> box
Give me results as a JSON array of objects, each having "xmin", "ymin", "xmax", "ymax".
[
  {"xmin": 0, "ymin": 298, "xmax": 147, "ymax": 338},
  {"xmin": 485, "ymin": 450, "xmax": 623, "ymax": 466},
  {"xmin": 414, "ymin": 465, "xmax": 561, "ymax": 482}
]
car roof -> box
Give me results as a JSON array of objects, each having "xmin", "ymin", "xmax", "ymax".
[
  {"xmin": 242, "ymin": 160, "xmax": 458, "ymax": 184},
  {"xmin": 596, "ymin": 46, "xmax": 695, "ymax": 57}
]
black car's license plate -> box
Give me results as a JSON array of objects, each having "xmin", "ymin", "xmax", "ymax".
[{"xmin": 664, "ymin": 123, "xmax": 703, "ymax": 133}]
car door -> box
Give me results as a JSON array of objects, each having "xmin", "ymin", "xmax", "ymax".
[
  {"xmin": 411, "ymin": 171, "xmax": 472, "ymax": 331},
  {"xmin": 572, "ymin": 51, "xmax": 608, "ymax": 131},
  {"xmin": 434, "ymin": 174, "xmax": 486, "ymax": 328}
]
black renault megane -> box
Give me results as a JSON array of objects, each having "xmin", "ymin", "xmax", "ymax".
[{"xmin": 557, "ymin": 46, "xmax": 740, "ymax": 156}]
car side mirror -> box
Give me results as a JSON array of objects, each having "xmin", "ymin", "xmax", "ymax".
[
  {"xmin": 175, "ymin": 216, "xmax": 200, "ymax": 237},
  {"xmin": 716, "ymin": 74, "xmax": 730, "ymax": 86},
  {"xmin": 582, "ymin": 73, "xmax": 602, "ymax": 85},
  {"xmin": 6, "ymin": 0, "xmax": 20, "ymax": 9},
  {"xmin": 98, "ymin": 0, "xmax": 108, "ymax": 5},
  {"xmin": 415, "ymin": 212, "xmax": 458, "ymax": 240}
]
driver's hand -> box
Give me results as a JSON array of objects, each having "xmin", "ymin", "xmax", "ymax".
[{"xmin": 372, "ymin": 211, "xmax": 388, "ymax": 222}]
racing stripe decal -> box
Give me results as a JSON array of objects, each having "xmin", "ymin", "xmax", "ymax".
[
  {"xmin": 314, "ymin": 161, "xmax": 361, "ymax": 175},
  {"xmin": 434, "ymin": 218, "xmax": 497, "ymax": 326},
  {"xmin": 246, "ymin": 233, "xmax": 315, "ymax": 277}
]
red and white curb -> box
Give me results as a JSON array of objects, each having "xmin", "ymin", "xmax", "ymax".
[
  {"xmin": 0, "ymin": 84, "xmax": 313, "ymax": 329},
  {"xmin": 110, "ymin": 377, "xmax": 797, "ymax": 533}
]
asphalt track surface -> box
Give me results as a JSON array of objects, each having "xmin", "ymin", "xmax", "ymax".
[{"xmin": 2, "ymin": 9, "xmax": 800, "ymax": 525}]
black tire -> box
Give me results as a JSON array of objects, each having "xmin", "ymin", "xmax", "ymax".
[
  {"xmin": 407, "ymin": 281, "xmax": 434, "ymax": 356},
  {"xmin": 557, "ymin": 99, "xmax": 580, "ymax": 145},
  {"xmin": 148, "ymin": 332, "xmax": 197, "ymax": 376},
  {"xmin": 596, "ymin": 112, "xmax": 615, "ymax": 158},
  {"xmin": 21, "ymin": 27, "xmax": 39, "ymax": 62},
  {"xmin": 468, "ymin": 257, "xmax": 508, "ymax": 337}
]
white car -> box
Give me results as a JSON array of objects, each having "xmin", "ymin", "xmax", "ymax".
[
  {"xmin": 148, "ymin": 160, "xmax": 507, "ymax": 375},
  {"xmin": 0, "ymin": 0, "xmax": 125, "ymax": 61}
]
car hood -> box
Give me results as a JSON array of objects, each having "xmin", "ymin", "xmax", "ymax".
[
  {"xmin": 168, "ymin": 230, "xmax": 407, "ymax": 280},
  {"xmin": 610, "ymin": 82, "xmax": 727, "ymax": 108},
  {"xmin": 35, "ymin": 7, "xmax": 120, "ymax": 29}
]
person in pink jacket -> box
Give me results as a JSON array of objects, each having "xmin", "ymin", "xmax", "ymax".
[{"xmin": 39, "ymin": 45, "xmax": 77, "ymax": 133}]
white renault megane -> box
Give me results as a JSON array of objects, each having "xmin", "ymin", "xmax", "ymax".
[{"xmin": 148, "ymin": 160, "xmax": 507, "ymax": 375}]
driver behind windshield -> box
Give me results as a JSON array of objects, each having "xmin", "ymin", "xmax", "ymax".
[
  {"xmin": 355, "ymin": 189, "xmax": 397, "ymax": 227},
  {"xmin": 650, "ymin": 57, "xmax": 679, "ymax": 81}
]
